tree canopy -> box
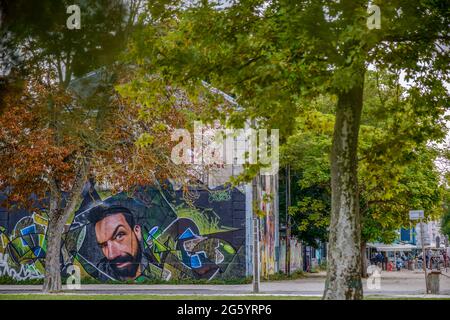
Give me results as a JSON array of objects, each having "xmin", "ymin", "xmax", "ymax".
[
  {"xmin": 122, "ymin": 0, "xmax": 449, "ymax": 299},
  {"xmin": 1, "ymin": 0, "xmax": 448, "ymax": 299},
  {"xmin": 0, "ymin": 0, "xmax": 195, "ymax": 292}
]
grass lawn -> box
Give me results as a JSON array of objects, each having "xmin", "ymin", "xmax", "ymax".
[
  {"xmin": 0, "ymin": 294, "xmax": 449, "ymax": 300},
  {"xmin": 0, "ymin": 294, "xmax": 317, "ymax": 300}
]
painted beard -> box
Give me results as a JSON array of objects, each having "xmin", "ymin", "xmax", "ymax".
[{"xmin": 108, "ymin": 242, "xmax": 142, "ymax": 281}]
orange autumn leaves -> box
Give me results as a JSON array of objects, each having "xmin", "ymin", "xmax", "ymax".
[
  {"xmin": 0, "ymin": 71, "xmax": 203, "ymax": 210},
  {"xmin": 0, "ymin": 84, "xmax": 80, "ymax": 208}
]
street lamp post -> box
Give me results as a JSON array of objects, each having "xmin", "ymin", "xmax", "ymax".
[{"xmin": 252, "ymin": 174, "xmax": 260, "ymax": 293}]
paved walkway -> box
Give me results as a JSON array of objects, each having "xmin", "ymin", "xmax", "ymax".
[{"xmin": 1, "ymin": 270, "xmax": 449, "ymax": 298}]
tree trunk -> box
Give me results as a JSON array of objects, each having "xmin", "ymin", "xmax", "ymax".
[
  {"xmin": 42, "ymin": 157, "xmax": 90, "ymax": 293},
  {"xmin": 42, "ymin": 213, "xmax": 66, "ymax": 293},
  {"xmin": 323, "ymin": 77, "xmax": 364, "ymax": 300},
  {"xmin": 285, "ymin": 165, "xmax": 291, "ymax": 275},
  {"xmin": 361, "ymin": 241, "xmax": 368, "ymax": 278}
]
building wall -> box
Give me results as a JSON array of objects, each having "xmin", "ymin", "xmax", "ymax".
[
  {"xmin": 0, "ymin": 127, "xmax": 280, "ymax": 282},
  {"xmin": 243, "ymin": 174, "xmax": 280, "ymax": 278},
  {"xmin": 278, "ymin": 238, "xmax": 303, "ymax": 272},
  {"xmin": 415, "ymin": 221, "xmax": 446, "ymax": 248},
  {"xmin": 259, "ymin": 174, "xmax": 279, "ymax": 277}
]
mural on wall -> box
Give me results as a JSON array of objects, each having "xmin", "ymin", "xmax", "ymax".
[
  {"xmin": 0, "ymin": 183, "xmax": 246, "ymax": 282},
  {"xmin": 0, "ymin": 211, "xmax": 47, "ymax": 280},
  {"xmin": 258, "ymin": 175, "xmax": 278, "ymax": 278}
]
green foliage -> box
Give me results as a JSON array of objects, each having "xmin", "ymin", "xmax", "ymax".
[
  {"xmin": 1, "ymin": 0, "xmax": 130, "ymax": 81},
  {"xmin": 0, "ymin": 276, "xmax": 43, "ymax": 285},
  {"xmin": 282, "ymin": 71, "xmax": 445, "ymax": 245},
  {"xmin": 263, "ymin": 270, "xmax": 305, "ymax": 281},
  {"xmin": 441, "ymin": 192, "xmax": 450, "ymax": 239},
  {"xmin": 175, "ymin": 206, "xmax": 233, "ymax": 234},
  {"xmin": 127, "ymin": 0, "xmax": 448, "ymax": 126},
  {"xmin": 135, "ymin": 132, "xmax": 155, "ymax": 148},
  {"xmin": 121, "ymin": 2, "xmax": 449, "ymax": 293}
]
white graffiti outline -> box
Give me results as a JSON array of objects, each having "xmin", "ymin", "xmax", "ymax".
[{"xmin": 0, "ymin": 253, "xmax": 43, "ymax": 281}]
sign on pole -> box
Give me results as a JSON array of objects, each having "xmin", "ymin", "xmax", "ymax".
[
  {"xmin": 409, "ymin": 210, "xmax": 424, "ymax": 220},
  {"xmin": 410, "ymin": 209, "xmax": 429, "ymax": 293}
]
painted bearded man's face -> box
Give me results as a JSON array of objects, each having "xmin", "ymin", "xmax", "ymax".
[{"xmin": 95, "ymin": 213, "xmax": 143, "ymax": 280}]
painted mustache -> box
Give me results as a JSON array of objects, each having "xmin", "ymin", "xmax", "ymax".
[{"xmin": 109, "ymin": 254, "xmax": 135, "ymax": 268}]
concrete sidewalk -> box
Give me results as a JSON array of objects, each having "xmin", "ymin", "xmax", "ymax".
[{"xmin": 1, "ymin": 270, "xmax": 449, "ymax": 297}]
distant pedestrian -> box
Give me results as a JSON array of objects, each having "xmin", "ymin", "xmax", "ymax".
[
  {"xmin": 375, "ymin": 252, "xmax": 383, "ymax": 265},
  {"xmin": 382, "ymin": 253, "xmax": 388, "ymax": 271}
]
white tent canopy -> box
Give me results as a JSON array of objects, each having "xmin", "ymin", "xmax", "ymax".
[
  {"xmin": 367, "ymin": 243, "xmax": 417, "ymax": 252},
  {"xmin": 423, "ymin": 246, "xmax": 446, "ymax": 250}
]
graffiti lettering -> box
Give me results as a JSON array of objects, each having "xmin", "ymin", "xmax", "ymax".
[
  {"xmin": 0, "ymin": 253, "xmax": 43, "ymax": 281},
  {"xmin": 208, "ymin": 189, "xmax": 231, "ymax": 202}
]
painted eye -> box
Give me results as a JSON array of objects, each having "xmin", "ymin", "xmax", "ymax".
[{"xmin": 116, "ymin": 232, "xmax": 125, "ymax": 240}]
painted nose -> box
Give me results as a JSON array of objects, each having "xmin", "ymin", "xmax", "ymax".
[{"xmin": 106, "ymin": 241, "xmax": 121, "ymax": 260}]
